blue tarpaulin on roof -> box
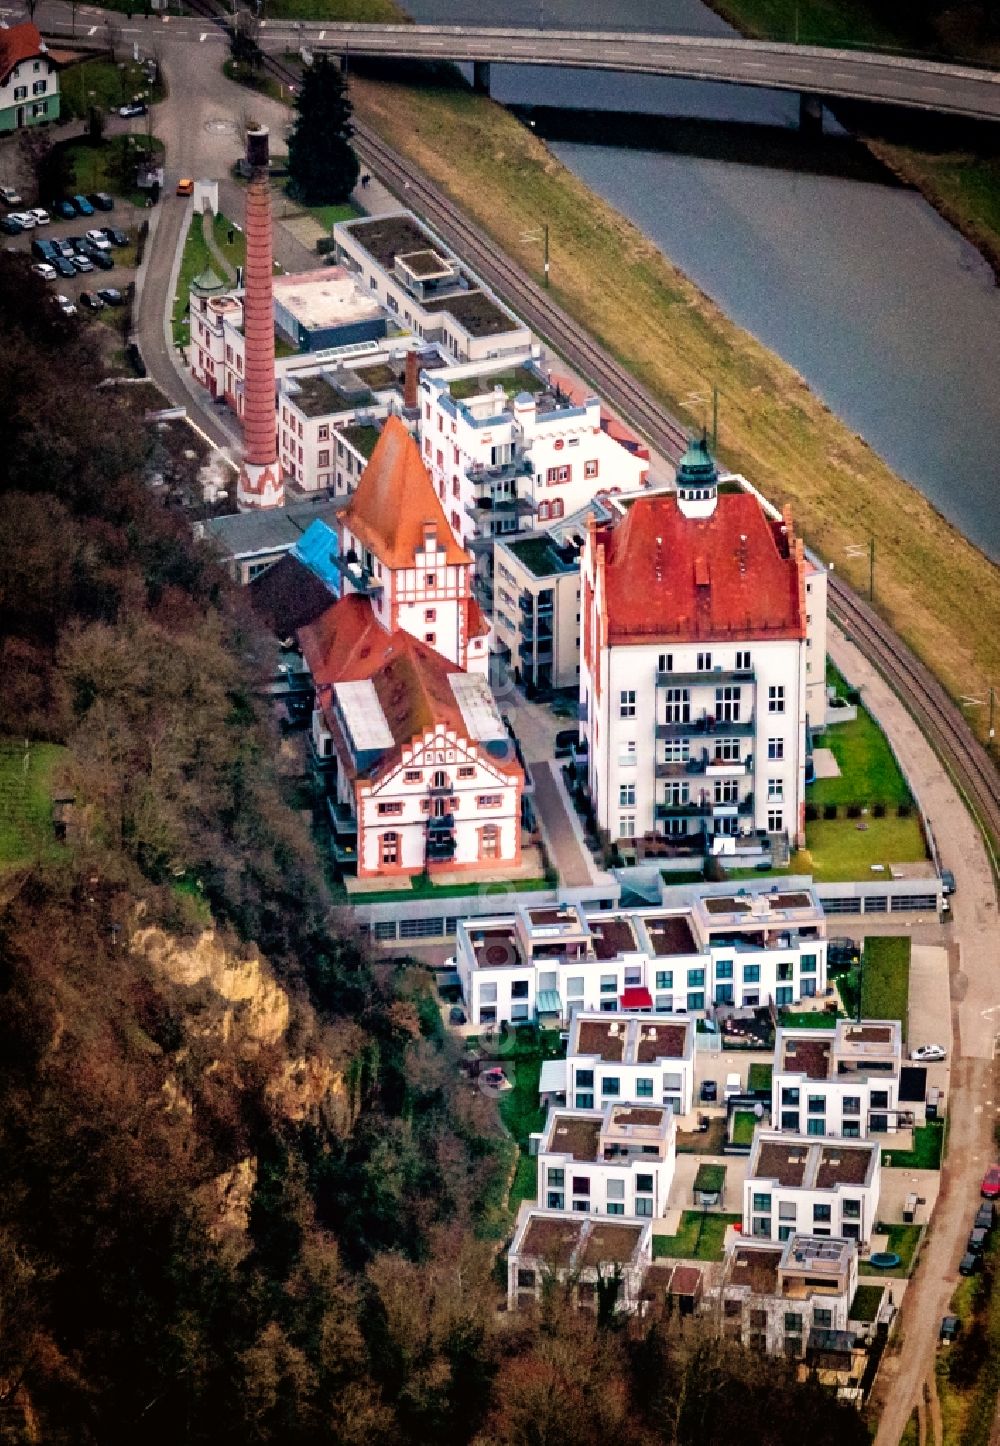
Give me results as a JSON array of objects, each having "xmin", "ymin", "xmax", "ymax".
[{"xmin": 293, "ymin": 519, "xmax": 340, "ymax": 593}]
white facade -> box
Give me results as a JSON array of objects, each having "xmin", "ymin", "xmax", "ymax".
[
  {"xmin": 507, "ymin": 1206, "xmax": 652, "ymax": 1314},
  {"xmin": 455, "ymin": 890, "xmax": 828, "ymax": 1028},
  {"xmin": 566, "ymin": 1012, "xmax": 695, "ymax": 1118},
  {"xmin": 0, "ymin": 38, "xmax": 58, "ymax": 128},
  {"xmin": 772, "ymin": 1019, "xmax": 903, "ymax": 1139},
  {"xmin": 535, "ymin": 1103, "xmax": 676, "ymax": 1219},
  {"xmin": 744, "ymin": 1131, "xmax": 881, "ymax": 1246},
  {"xmin": 420, "ymin": 366, "xmax": 649, "ymax": 551},
  {"xmin": 717, "ymin": 1235, "xmax": 858, "ymax": 1358}
]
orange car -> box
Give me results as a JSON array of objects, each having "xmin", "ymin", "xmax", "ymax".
[{"xmin": 176, "ymin": 178, "xmax": 194, "ymax": 197}]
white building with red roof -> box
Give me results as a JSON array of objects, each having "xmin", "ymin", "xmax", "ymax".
[
  {"xmin": 580, "ymin": 437, "xmax": 810, "ymax": 856},
  {"xmin": 335, "ymin": 414, "xmax": 490, "ymax": 675},
  {"xmin": 298, "ymin": 595, "xmax": 522, "ymax": 877},
  {"xmin": 0, "ymin": 24, "xmax": 60, "ymax": 132}
]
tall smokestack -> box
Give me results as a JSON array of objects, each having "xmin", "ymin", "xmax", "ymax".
[{"xmin": 237, "ymin": 122, "xmax": 284, "ymax": 511}]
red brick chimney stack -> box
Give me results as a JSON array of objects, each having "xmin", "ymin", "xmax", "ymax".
[{"xmin": 237, "ymin": 122, "xmax": 284, "ymax": 511}]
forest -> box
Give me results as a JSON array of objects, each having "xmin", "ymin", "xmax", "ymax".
[{"xmin": 0, "ymin": 251, "xmax": 869, "ymax": 1445}]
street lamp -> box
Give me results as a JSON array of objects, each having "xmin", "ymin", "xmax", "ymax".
[{"xmin": 520, "ymin": 223, "xmax": 549, "ymax": 287}]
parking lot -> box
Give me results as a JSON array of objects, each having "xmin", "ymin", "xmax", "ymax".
[{"xmin": 2, "ymin": 200, "xmax": 141, "ymax": 321}]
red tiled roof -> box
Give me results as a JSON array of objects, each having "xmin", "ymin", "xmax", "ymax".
[
  {"xmin": 465, "ymin": 595, "xmax": 490, "ymax": 639},
  {"xmin": 0, "ymin": 23, "xmax": 45, "ymax": 83},
  {"xmin": 598, "ymin": 492, "xmax": 805, "ymax": 644},
  {"xmin": 342, "ymin": 414, "xmax": 471, "ymax": 569}
]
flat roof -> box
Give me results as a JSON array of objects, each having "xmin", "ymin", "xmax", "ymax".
[
  {"xmin": 570, "ymin": 1013, "xmax": 691, "ymax": 1065},
  {"xmin": 202, "ymin": 498, "xmax": 345, "ymax": 559},
  {"xmin": 635, "ymin": 1021, "xmax": 689, "ymax": 1063},
  {"xmin": 505, "ymin": 534, "xmax": 580, "ymax": 578},
  {"xmin": 520, "ymin": 1214, "xmax": 584, "ymax": 1268},
  {"xmin": 397, "ymin": 247, "xmax": 454, "ymax": 280},
  {"xmin": 334, "ymin": 679, "xmax": 394, "ymax": 752},
  {"xmin": 751, "ymin": 1134, "xmax": 877, "ymax": 1191},
  {"xmin": 781, "ymin": 1037, "xmax": 833, "ymax": 1080},
  {"xmin": 423, "ymin": 289, "xmax": 522, "ymax": 338},
  {"xmin": 274, "ymin": 267, "xmax": 382, "ymax": 331},
  {"xmin": 287, "ymin": 372, "xmax": 369, "ymax": 418},
  {"xmin": 642, "ymin": 914, "xmax": 698, "ymax": 956},
  {"xmin": 546, "ymin": 1113, "xmax": 601, "ymax": 1161},
  {"xmin": 576, "ymin": 1018, "xmax": 625, "ymax": 1063},
  {"xmin": 580, "ymin": 1221, "xmax": 645, "ymax": 1267},
  {"xmin": 449, "ymin": 672, "xmax": 507, "ymax": 744},
  {"xmin": 589, "ymin": 916, "xmax": 638, "ymax": 960},
  {"xmin": 729, "ymin": 1245, "xmax": 783, "ymax": 1294},
  {"xmin": 345, "ymin": 213, "xmax": 440, "ymax": 269}
]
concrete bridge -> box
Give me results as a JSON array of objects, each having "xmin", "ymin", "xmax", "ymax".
[{"xmin": 304, "ymin": 23, "xmax": 1000, "ymax": 127}]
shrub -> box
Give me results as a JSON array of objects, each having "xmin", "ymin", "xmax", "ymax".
[
  {"xmin": 872, "ymin": 802, "xmax": 886, "ymax": 818},
  {"xmin": 804, "ymin": 802, "xmax": 819, "ymax": 822},
  {"xmin": 847, "ymin": 804, "xmax": 862, "ymax": 819},
  {"xmin": 898, "ymin": 802, "xmax": 912, "ymax": 818},
  {"xmin": 703, "ymin": 855, "xmax": 727, "ymax": 883},
  {"xmin": 823, "ymin": 803, "xmax": 838, "ymax": 820}
]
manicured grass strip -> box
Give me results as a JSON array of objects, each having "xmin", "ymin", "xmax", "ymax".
[
  {"xmin": 498, "ymin": 1056, "xmax": 545, "ymax": 1149},
  {"xmin": 798, "ymin": 813, "xmax": 927, "ymax": 882},
  {"xmin": 731, "ymin": 1111, "xmax": 757, "ymax": 1147},
  {"xmin": 865, "ymin": 1222, "xmax": 923, "ymax": 1278},
  {"xmin": 849, "ymin": 1283, "xmax": 885, "ymax": 1323},
  {"xmin": 809, "ymin": 704, "xmax": 912, "ymax": 809},
  {"xmin": 449, "ymin": 364, "xmax": 546, "ymax": 401},
  {"xmin": 352, "ymin": 876, "xmax": 550, "ymax": 904},
  {"xmin": 748, "ymin": 1062, "xmax": 773, "ymax": 1091},
  {"xmin": 883, "ymin": 1121, "xmax": 944, "ymax": 1171},
  {"xmin": 171, "ymin": 211, "xmax": 246, "ymax": 347},
  {"xmin": 0, "ymin": 740, "xmax": 68, "ymax": 867},
  {"xmin": 348, "ymin": 74, "xmax": 1000, "ymax": 756},
  {"xmin": 862, "ymin": 935, "xmax": 911, "ymax": 1034},
  {"xmin": 302, "ymin": 201, "xmax": 361, "ymax": 229},
  {"xmin": 61, "ymin": 135, "xmax": 164, "ymax": 208},
  {"xmin": 694, "ymin": 1163, "xmax": 727, "ymax": 1194},
  {"xmin": 508, "ymin": 1152, "xmax": 538, "ymax": 1213},
  {"xmin": 653, "ymin": 1211, "xmax": 740, "ymax": 1261},
  {"xmin": 778, "ymin": 1011, "xmax": 838, "ymax": 1028}
]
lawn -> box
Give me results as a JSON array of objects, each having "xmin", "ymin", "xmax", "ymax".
[
  {"xmin": 302, "ymin": 202, "xmax": 360, "ymax": 230},
  {"xmin": 0, "ymin": 740, "xmax": 68, "ymax": 868},
  {"xmin": 883, "ymin": 1121, "xmax": 944, "ymax": 1170},
  {"xmin": 652, "ymin": 1211, "xmax": 740, "ymax": 1261},
  {"xmin": 778, "ymin": 1011, "xmax": 837, "ymax": 1029},
  {"xmin": 849, "ymin": 1283, "xmax": 885, "ymax": 1324},
  {"xmin": 60, "ymin": 56, "xmax": 165, "ymax": 121},
  {"xmin": 60, "ymin": 135, "xmax": 165, "ymax": 207},
  {"xmin": 263, "ymin": 0, "xmax": 407, "ymax": 17},
  {"xmin": 748, "ymin": 1062, "xmax": 773, "ymax": 1092},
  {"xmin": 677, "ymin": 1117, "xmax": 727, "ymax": 1155},
  {"xmin": 508, "ymin": 1153, "xmax": 538, "ymax": 1213},
  {"xmin": 865, "ymin": 1222, "xmax": 924, "ymax": 1278},
  {"xmin": 171, "ymin": 212, "xmax": 247, "ymax": 347},
  {"xmin": 347, "ymin": 74, "xmax": 1000, "ymax": 754},
  {"xmin": 798, "ymin": 814, "xmax": 927, "ymax": 882},
  {"xmin": 731, "ymin": 1110, "xmax": 757, "ymax": 1147},
  {"xmin": 809, "ymin": 687, "xmax": 912, "ymax": 811},
  {"xmin": 449, "ymin": 365, "xmax": 546, "ymax": 402},
  {"xmin": 862, "ymin": 935, "xmax": 911, "ymax": 1034},
  {"xmin": 351, "ymin": 876, "xmax": 551, "ymax": 904},
  {"xmin": 498, "ymin": 1056, "xmax": 545, "ymax": 1148}
]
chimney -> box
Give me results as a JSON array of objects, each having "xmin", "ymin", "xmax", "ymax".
[
  {"xmin": 404, "ymin": 349, "xmax": 420, "ymax": 409},
  {"xmin": 237, "ymin": 122, "xmax": 284, "ymax": 511}
]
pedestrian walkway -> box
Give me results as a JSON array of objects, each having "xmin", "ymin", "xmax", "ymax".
[
  {"xmin": 530, "ymin": 762, "xmax": 596, "ymax": 889},
  {"xmin": 201, "ymin": 205, "xmax": 236, "ymax": 284}
]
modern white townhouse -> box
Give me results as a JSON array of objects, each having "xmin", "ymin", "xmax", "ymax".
[
  {"xmin": 580, "ymin": 436, "xmax": 814, "ymax": 862},
  {"xmin": 744, "ymin": 1132, "xmax": 881, "ymax": 1246},
  {"xmin": 419, "ymin": 361, "xmax": 649, "ymax": 553},
  {"xmin": 535, "ymin": 1102, "xmax": 676, "ymax": 1219},
  {"xmin": 772, "ymin": 1019, "xmax": 904, "ymax": 1139},
  {"xmin": 335, "ymin": 212, "xmax": 531, "ymax": 364},
  {"xmin": 454, "ymin": 886, "xmax": 828, "ymax": 1027},
  {"xmin": 507, "ymin": 1206, "xmax": 653, "ymax": 1314},
  {"xmin": 565, "ymin": 1013, "xmax": 694, "ymax": 1119},
  {"xmin": 716, "ymin": 1234, "xmax": 858, "ymax": 1359}
]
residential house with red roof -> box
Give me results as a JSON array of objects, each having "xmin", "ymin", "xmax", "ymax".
[
  {"xmin": 580, "ymin": 436, "xmax": 810, "ymax": 858},
  {"xmin": 0, "ymin": 24, "xmax": 60, "ymax": 131},
  {"xmin": 335, "ymin": 414, "xmax": 490, "ymax": 676},
  {"xmin": 298, "ymin": 593, "xmax": 522, "ymax": 877}
]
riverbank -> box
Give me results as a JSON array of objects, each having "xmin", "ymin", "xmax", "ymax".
[{"xmin": 348, "ymin": 69, "xmax": 1000, "ymax": 733}]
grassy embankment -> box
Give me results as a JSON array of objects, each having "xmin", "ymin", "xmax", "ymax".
[
  {"xmin": 703, "ymin": 0, "xmax": 1000, "ymax": 277},
  {"xmin": 0, "ymin": 740, "xmax": 68, "ymax": 871},
  {"xmin": 347, "ymin": 75, "xmax": 1000, "ymax": 764},
  {"xmin": 172, "ymin": 210, "xmax": 247, "ymax": 347},
  {"xmin": 936, "ymin": 1230, "xmax": 1000, "ymax": 1444}
]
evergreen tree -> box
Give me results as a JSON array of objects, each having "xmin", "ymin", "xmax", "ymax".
[{"xmin": 287, "ymin": 55, "xmax": 360, "ymax": 206}]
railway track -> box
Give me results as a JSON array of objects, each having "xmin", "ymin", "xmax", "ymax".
[{"xmin": 195, "ymin": 5, "xmax": 1000, "ymax": 863}]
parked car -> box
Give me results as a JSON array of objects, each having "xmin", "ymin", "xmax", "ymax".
[
  {"xmin": 448, "ymin": 1005, "xmax": 467, "ymax": 1026},
  {"xmin": 700, "ymin": 1079, "xmax": 718, "ymax": 1104},
  {"xmin": 940, "ymin": 1315, "xmax": 961, "ymax": 1342},
  {"xmin": 89, "ymin": 191, "xmax": 114, "ymax": 211},
  {"xmin": 10, "ymin": 211, "xmax": 34, "ymax": 229},
  {"xmin": 554, "ymin": 727, "xmax": 581, "ymax": 758},
  {"xmin": 86, "ymin": 247, "xmax": 114, "ymax": 271},
  {"xmin": 0, "ymin": 214, "xmax": 24, "ymax": 234},
  {"xmin": 176, "ymin": 177, "xmax": 194, "ymax": 197},
  {"xmin": 72, "ymin": 194, "xmax": 94, "ymax": 216},
  {"xmin": 53, "ymin": 255, "xmax": 77, "ymax": 279},
  {"xmin": 959, "ymin": 1251, "xmax": 980, "ymax": 1276},
  {"xmin": 85, "ymin": 228, "xmax": 111, "ymax": 251},
  {"xmin": 910, "ymin": 1044, "xmax": 947, "ymax": 1063},
  {"xmin": 52, "ymin": 199, "xmax": 76, "ymax": 220},
  {"xmin": 982, "ymin": 1165, "xmax": 1000, "ymax": 1199},
  {"xmin": 0, "ymin": 185, "xmax": 23, "ymax": 207},
  {"xmin": 51, "ymin": 238, "xmax": 75, "ymax": 259},
  {"xmin": 30, "ymin": 261, "xmax": 56, "ymax": 281},
  {"xmin": 940, "ymin": 869, "xmax": 956, "ymax": 895},
  {"xmin": 724, "ymin": 1073, "xmax": 742, "ymax": 1101},
  {"xmin": 97, "ymin": 286, "xmax": 123, "ymax": 306},
  {"xmin": 976, "ymin": 1202, "xmax": 995, "ymax": 1231},
  {"xmin": 67, "ymin": 235, "xmax": 88, "ymax": 252},
  {"xmin": 71, "ymin": 253, "xmax": 94, "ymax": 273},
  {"xmin": 119, "ymin": 100, "xmax": 147, "ymax": 117},
  {"xmin": 53, "ymin": 293, "xmax": 77, "ymax": 317},
  {"xmin": 27, "ymin": 207, "xmax": 50, "ymax": 226},
  {"xmin": 31, "ymin": 237, "xmax": 57, "ymax": 261},
  {"xmin": 968, "ymin": 1227, "xmax": 989, "ymax": 1255},
  {"xmin": 102, "ymin": 226, "xmax": 128, "ymax": 247},
  {"xmin": 79, "ymin": 291, "xmax": 105, "ymax": 312}
]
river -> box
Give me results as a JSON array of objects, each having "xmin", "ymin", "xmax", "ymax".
[{"xmin": 402, "ymin": 0, "xmax": 1000, "ymax": 561}]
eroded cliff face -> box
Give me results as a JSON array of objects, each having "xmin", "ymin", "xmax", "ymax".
[{"xmin": 133, "ymin": 926, "xmax": 290, "ymax": 1048}]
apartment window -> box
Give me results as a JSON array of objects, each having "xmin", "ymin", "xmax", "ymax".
[
  {"xmin": 634, "ymin": 1196, "xmax": 653, "ymax": 1217},
  {"xmin": 619, "ymin": 690, "xmax": 636, "ymax": 718},
  {"xmin": 572, "ymin": 1176, "xmax": 590, "ymax": 1196},
  {"xmin": 636, "ymin": 1174, "xmax": 654, "ymax": 1194},
  {"xmin": 715, "ymin": 983, "xmax": 734, "ymax": 1005},
  {"xmin": 768, "ymin": 809, "xmax": 784, "ymax": 833},
  {"xmin": 517, "ymin": 1268, "xmax": 537, "ymax": 1289},
  {"xmin": 776, "ymin": 987, "xmax": 793, "ymax": 1006},
  {"xmin": 714, "ymin": 738, "xmax": 741, "ymax": 762},
  {"xmin": 715, "ymin": 685, "xmax": 741, "ymax": 722},
  {"xmin": 808, "ymin": 1095, "xmax": 826, "ymax": 1115},
  {"xmin": 687, "ymin": 969, "xmax": 705, "ymax": 988},
  {"xmin": 377, "ymin": 802, "xmax": 403, "ymax": 816},
  {"xmin": 664, "ymin": 782, "xmax": 689, "ymax": 806},
  {"xmin": 575, "ymin": 1070, "xmax": 594, "ymax": 1090},
  {"xmin": 813, "ymin": 1204, "xmax": 832, "ymax": 1224},
  {"xmin": 600, "ymin": 975, "xmax": 617, "ymax": 994},
  {"xmin": 697, "ymin": 652, "xmax": 712, "ymax": 671},
  {"xmin": 585, "ymin": 458, "xmax": 599, "ymax": 479},
  {"xmin": 477, "ymin": 794, "xmax": 503, "ymax": 808},
  {"xmin": 778, "ymin": 1202, "xmax": 797, "ymax": 1221},
  {"xmin": 606, "ymin": 1179, "xmax": 625, "ymax": 1204},
  {"xmin": 457, "ymin": 766, "xmax": 475, "ymax": 780},
  {"xmin": 452, "ymin": 478, "xmax": 460, "ymax": 497},
  {"xmin": 714, "ymin": 780, "xmax": 738, "ymax": 805},
  {"xmin": 636, "ymin": 1078, "xmax": 654, "ymax": 1098},
  {"xmin": 404, "ymin": 770, "xmax": 422, "ymax": 784},
  {"xmin": 658, "ymin": 653, "xmax": 673, "ymax": 673},
  {"xmin": 664, "ymin": 740, "xmax": 689, "ymax": 764},
  {"xmin": 871, "ymin": 1090, "xmax": 889, "ymax": 1109},
  {"xmin": 655, "ymin": 971, "xmax": 673, "ymax": 990},
  {"xmin": 624, "ymin": 966, "xmax": 642, "ymax": 986},
  {"xmin": 752, "ymin": 1219, "xmax": 771, "ymax": 1238},
  {"xmin": 750, "ymin": 1310, "xmax": 768, "ymax": 1330},
  {"xmin": 814, "ymin": 1309, "xmax": 833, "ymax": 1329},
  {"xmin": 318, "ymin": 424, "xmax": 329, "ymax": 441},
  {"xmin": 619, "ymin": 783, "xmax": 636, "ymax": 808},
  {"xmin": 511, "ymin": 1003, "xmax": 529, "ymax": 1022},
  {"xmin": 687, "ymin": 992, "xmax": 705, "ymax": 1011},
  {"xmin": 567, "ymin": 978, "xmax": 585, "ymax": 998},
  {"xmin": 601, "ymin": 1077, "xmax": 620, "ymax": 1097},
  {"xmin": 546, "ymin": 464, "xmax": 571, "ymax": 484},
  {"xmin": 664, "ymin": 687, "xmax": 690, "ymax": 723},
  {"xmin": 777, "ymin": 962, "xmax": 793, "ymax": 982},
  {"xmin": 716, "ymin": 959, "xmax": 734, "ymax": 980},
  {"xmin": 736, "ymin": 650, "xmax": 751, "ymax": 670},
  {"xmin": 620, "ymin": 740, "xmax": 637, "ymax": 766},
  {"xmin": 768, "ymin": 685, "xmax": 786, "ymax": 713},
  {"xmin": 576, "ymin": 1094, "xmax": 594, "ymax": 1110},
  {"xmin": 743, "ymin": 964, "xmax": 760, "ymax": 983},
  {"xmin": 752, "ymin": 1194, "xmax": 772, "ymax": 1213},
  {"xmin": 318, "ymin": 449, "xmax": 330, "ymax": 468},
  {"xmin": 784, "ymin": 1313, "xmax": 802, "ymax": 1333},
  {"xmin": 511, "ymin": 980, "xmax": 529, "ymax": 1000},
  {"xmin": 548, "ymin": 1192, "xmax": 565, "ymax": 1210},
  {"xmin": 767, "ymin": 779, "xmax": 784, "ymax": 801},
  {"xmin": 801, "ymin": 954, "xmax": 817, "ymax": 974},
  {"xmin": 778, "ymin": 1225, "xmax": 794, "ymax": 1242}
]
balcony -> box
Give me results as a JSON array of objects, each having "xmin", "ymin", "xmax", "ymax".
[
  {"xmin": 308, "ymin": 733, "xmax": 338, "ymax": 773},
  {"xmin": 468, "ymin": 457, "xmax": 534, "ymax": 487},
  {"xmin": 655, "ymin": 752, "xmax": 708, "ymax": 779},
  {"xmin": 426, "ymin": 812, "xmax": 457, "ymax": 862},
  {"xmin": 519, "ymin": 638, "xmax": 554, "ymax": 662},
  {"xmin": 520, "ymin": 612, "xmax": 553, "ymax": 641},
  {"xmin": 327, "ymin": 799, "xmax": 358, "ymax": 837},
  {"xmin": 656, "ymin": 666, "xmax": 755, "ymax": 687},
  {"xmin": 656, "ymin": 715, "xmax": 754, "ymax": 740},
  {"xmin": 331, "ymin": 552, "xmax": 383, "ymax": 596},
  {"xmin": 655, "ymin": 800, "xmax": 712, "ymax": 820},
  {"xmin": 465, "ymin": 495, "xmax": 536, "ymax": 523},
  {"xmin": 330, "ymin": 834, "xmax": 358, "ymax": 866},
  {"xmin": 520, "ymin": 590, "xmax": 553, "ymax": 615}
]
